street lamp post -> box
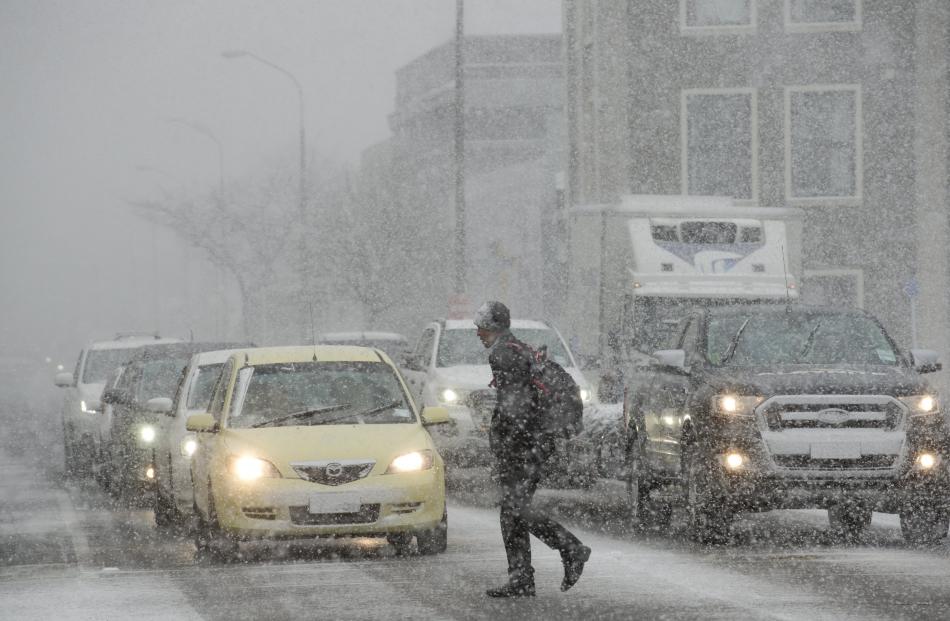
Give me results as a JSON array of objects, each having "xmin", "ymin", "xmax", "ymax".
[
  {"xmin": 222, "ymin": 50, "xmax": 306, "ymax": 219},
  {"xmin": 223, "ymin": 49, "xmax": 309, "ymax": 336},
  {"xmin": 164, "ymin": 118, "xmax": 225, "ymax": 196}
]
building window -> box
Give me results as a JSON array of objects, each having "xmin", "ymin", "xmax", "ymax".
[
  {"xmin": 785, "ymin": 0, "xmax": 861, "ymax": 32},
  {"xmin": 802, "ymin": 269, "xmax": 864, "ymax": 308},
  {"xmin": 785, "ymin": 85, "xmax": 862, "ymax": 203},
  {"xmin": 681, "ymin": 88, "xmax": 758, "ymax": 202},
  {"xmin": 680, "ymin": 0, "xmax": 755, "ymax": 33}
]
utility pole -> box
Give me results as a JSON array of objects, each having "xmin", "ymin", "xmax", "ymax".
[{"xmin": 453, "ymin": 0, "xmax": 466, "ymax": 297}]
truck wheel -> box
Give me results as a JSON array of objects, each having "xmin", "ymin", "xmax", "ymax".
[
  {"xmin": 683, "ymin": 443, "xmax": 732, "ymax": 544},
  {"xmin": 154, "ymin": 487, "xmax": 179, "ymax": 530},
  {"xmin": 900, "ymin": 504, "xmax": 950, "ymax": 545},
  {"xmin": 626, "ymin": 442, "xmax": 669, "ymax": 530},
  {"xmin": 828, "ymin": 504, "xmax": 872, "ymax": 541},
  {"xmin": 416, "ymin": 512, "xmax": 448, "ymax": 555}
]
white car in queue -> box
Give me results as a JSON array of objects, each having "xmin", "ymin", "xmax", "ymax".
[
  {"xmin": 400, "ymin": 319, "xmax": 594, "ymax": 466},
  {"xmin": 149, "ymin": 349, "xmax": 246, "ymax": 528},
  {"xmin": 186, "ymin": 346, "xmax": 450, "ymax": 560}
]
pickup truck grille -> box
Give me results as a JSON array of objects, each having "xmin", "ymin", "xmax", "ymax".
[
  {"xmin": 759, "ymin": 396, "xmax": 904, "ymax": 432},
  {"xmin": 772, "ymin": 455, "xmax": 897, "ymax": 470}
]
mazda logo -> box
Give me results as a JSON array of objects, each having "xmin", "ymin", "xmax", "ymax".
[
  {"xmin": 325, "ymin": 463, "xmax": 343, "ymax": 477},
  {"xmin": 816, "ymin": 408, "xmax": 850, "ymax": 425}
]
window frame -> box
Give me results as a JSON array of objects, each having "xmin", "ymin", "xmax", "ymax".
[
  {"xmin": 679, "ymin": 0, "xmax": 757, "ymax": 35},
  {"xmin": 784, "ymin": 0, "xmax": 862, "ymax": 33},
  {"xmin": 784, "ymin": 84, "xmax": 863, "ymax": 206},
  {"xmin": 680, "ymin": 87, "xmax": 759, "ymax": 204}
]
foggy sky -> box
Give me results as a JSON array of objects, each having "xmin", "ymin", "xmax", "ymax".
[{"xmin": 0, "ymin": 0, "xmax": 560, "ymax": 364}]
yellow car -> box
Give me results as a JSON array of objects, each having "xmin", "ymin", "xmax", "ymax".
[{"xmin": 186, "ymin": 345, "xmax": 450, "ymax": 559}]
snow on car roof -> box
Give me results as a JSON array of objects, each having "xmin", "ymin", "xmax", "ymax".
[
  {"xmin": 319, "ymin": 331, "xmax": 408, "ymax": 342},
  {"xmin": 443, "ymin": 319, "xmax": 550, "ymax": 330}
]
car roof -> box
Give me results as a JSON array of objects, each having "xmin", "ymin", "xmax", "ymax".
[
  {"xmin": 443, "ymin": 319, "xmax": 550, "ymax": 330},
  {"xmin": 192, "ymin": 348, "xmax": 252, "ymax": 366},
  {"xmin": 236, "ymin": 345, "xmax": 391, "ymax": 366},
  {"xmin": 319, "ymin": 331, "xmax": 408, "ymax": 342},
  {"xmin": 129, "ymin": 342, "xmax": 254, "ymax": 363},
  {"xmin": 89, "ymin": 337, "xmax": 183, "ymax": 351}
]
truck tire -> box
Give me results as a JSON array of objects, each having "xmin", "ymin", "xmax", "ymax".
[
  {"xmin": 900, "ymin": 504, "xmax": 950, "ymax": 545},
  {"xmin": 828, "ymin": 503, "xmax": 872, "ymax": 541},
  {"xmin": 626, "ymin": 441, "xmax": 670, "ymax": 530},
  {"xmin": 682, "ymin": 443, "xmax": 733, "ymax": 544}
]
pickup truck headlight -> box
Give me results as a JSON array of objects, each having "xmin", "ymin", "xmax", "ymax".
[
  {"xmin": 899, "ymin": 395, "xmax": 938, "ymax": 416},
  {"xmin": 714, "ymin": 394, "xmax": 763, "ymax": 417},
  {"xmin": 438, "ymin": 388, "xmax": 469, "ymax": 405},
  {"xmin": 579, "ymin": 388, "xmax": 592, "ymax": 404},
  {"xmin": 139, "ymin": 425, "xmax": 156, "ymax": 444},
  {"xmin": 80, "ymin": 400, "xmax": 100, "ymax": 414}
]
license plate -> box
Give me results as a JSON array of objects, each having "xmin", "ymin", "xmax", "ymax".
[
  {"xmin": 810, "ymin": 443, "xmax": 861, "ymax": 459},
  {"xmin": 308, "ymin": 492, "xmax": 361, "ymax": 514}
]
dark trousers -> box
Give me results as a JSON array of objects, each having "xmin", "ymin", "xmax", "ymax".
[{"xmin": 497, "ymin": 458, "xmax": 582, "ymax": 583}]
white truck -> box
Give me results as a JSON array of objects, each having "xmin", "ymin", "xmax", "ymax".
[{"xmin": 562, "ymin": 195, "xmax": 803, "ymax": 477}]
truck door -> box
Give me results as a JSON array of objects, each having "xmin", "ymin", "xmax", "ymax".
[
  {"xmin": 403, "ymin": 327, "xmax": 435, "ymax": 404},
  {"xmin": 647, "ymin": 317, "xmax": 699, "ymax": 474}
]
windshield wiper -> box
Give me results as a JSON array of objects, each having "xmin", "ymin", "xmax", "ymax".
[
  {"xmin": 309, "ymin": 400, "xmax": 405, "ymax": 426},
  {"xmin": 720, "ymin": 318, "xmax": 751, "ymax": 365},
  {"xmin": 251, "ymin": 404, "xmax": 351, "ymax": 428},
  {"xmin": 797, "ymin": 320, "xmax": 823, "ymax": 361}
]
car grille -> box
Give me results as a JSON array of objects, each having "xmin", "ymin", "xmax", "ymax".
[
  {"xmin": 289, "ymin": 504, "xmax": 380, "ymax": 526},
  {"xmin": 758, "ymin": 396, "xmax": 904, "ymax": 432},
  {"xmin": 291, "ymin": 460, "xmax": 376, "ymax": 486},
  {"xmin": 466, "ymin": 389, "xmax": 496, "ymax": 432},
  {"xmin": 772, "ymin": 455, "xmax": 898, "ymax": 470},
  {"xmin": 242, "ymin": 507, "xmax": 277, "ymax": 520}
]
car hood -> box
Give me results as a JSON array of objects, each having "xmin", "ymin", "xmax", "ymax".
[
  {"xmin": 220, "ymin": 424, "xmax": 434, "ymax": 477},
  {"xmin": 703, "ymin": 364, "xmax": 929, "ymax": 397},
  {"xmin": 433, "ymin": 365, "xmax": 591, "ymax": 391}
]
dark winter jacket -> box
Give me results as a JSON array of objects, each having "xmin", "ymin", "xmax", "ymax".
[{"xmin": 487, "ymin": 331, "xmax": 546, "ymax": 467}]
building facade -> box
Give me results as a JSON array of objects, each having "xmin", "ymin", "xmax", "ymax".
[
  {"xmin": 564, "ymin": 0, "xmax": 950, "ymax": 375},
  {"xmin": 373, "ymin": 34, "xmax": 566, "ymax": 331}
]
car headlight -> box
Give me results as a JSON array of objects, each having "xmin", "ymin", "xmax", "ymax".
[
  {"xmin": 579, "ymin": 388, "xmax": 592, "ymax": 404},
  {"xmin": 180, "ymin": 434, "xmax": 198, "ymax": 458},
  {"xmin": 438, "ymin": 387, "xmax": 467, "ymax": 405},
  {"xmin": 899, "ymin": 395, "xmax": 938, "ymax": 416},
  {"xmin": 714, "ymin": 394, "xmax": 763, "ymax": 417},
  {"xmin": 386, "ymin": 450, "xmax": 434, "ymax": 474},
  {"xmin": 227, "ymin": 455, "xmax": 281, "ymax": 481},
  {"xmin": 139, "ymin": 425, "xmax": 156, "ymax": 443},
  {"xmin": 80, "ymin": 400, "xmax": 99, "ymax": 414}
]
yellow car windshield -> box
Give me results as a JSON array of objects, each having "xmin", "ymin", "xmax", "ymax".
[{"xmin": 227, "ymin": 361, "xmax": 414, "ymax": 428}]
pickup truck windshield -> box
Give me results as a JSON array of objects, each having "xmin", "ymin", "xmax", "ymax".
[{"xmin": 707, "ymin": 312, "xmax": 900, "ymax": 366}]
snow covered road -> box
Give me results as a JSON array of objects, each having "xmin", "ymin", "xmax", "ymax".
[{"xmin": 3, "ymin": 450, "xmax": 950, "ymax": 620}]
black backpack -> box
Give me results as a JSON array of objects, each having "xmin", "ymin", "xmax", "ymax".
[{"xmin": 505, "ymin": 341, "xmax": 584, "ymax": 439}]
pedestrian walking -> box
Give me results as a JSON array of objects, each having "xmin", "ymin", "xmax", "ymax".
[{"xmin": 475, "ymin": 301, "xmax": 591, "ymax": 598}]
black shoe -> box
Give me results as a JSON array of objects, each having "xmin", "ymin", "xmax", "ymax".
[
  {"xmin": 486, "ymin": 582, "xmax": 536, "ymax": 598},
  {"xmin": 561, "ymin": 545, "xmax": 591, "ymax": 592}
]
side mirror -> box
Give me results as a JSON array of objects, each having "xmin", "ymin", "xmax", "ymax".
[
  {"xmin": 146, "ymin": 397, "xmax": 173, "ymax": 415},
  {"xmin": 911, "ymin": 349, "xmax": 943, "ymax": 374},
  {"xmin": 653, "ymin": 349, "xmax": 689, "ymax": 373},
  {"xmin": 420, "ymin": 406, "xmax": 451, "ymax": 426},
  {"xmin": 54, "ymin": 372, "xmax": 75, "ymax": 388},
  {"xmin": 186, "ymin": 412, "xmax": 217, "ymax": 432}
]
